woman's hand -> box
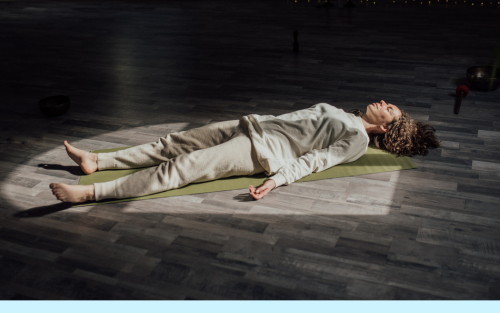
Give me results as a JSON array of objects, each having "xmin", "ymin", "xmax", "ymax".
[{"xmin": 249, "ymin": 179, "xmax": 276, "ymax": 200}]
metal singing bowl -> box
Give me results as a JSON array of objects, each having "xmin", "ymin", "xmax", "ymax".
[
  {"xmin": 39, "ymin": 95, "xmax": 70, "ymax": 117},
  {"xmin": 466, "ymin": 66, "xmax": 500, "ymax": 91}
]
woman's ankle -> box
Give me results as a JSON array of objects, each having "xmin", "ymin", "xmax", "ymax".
[
  {"xmin": 86, "ymin": 184, "xmax": 96, "ymax": 201},
  {"xmin": 91, "ymin": 153, "xmax": 98, "ymax": 169}
]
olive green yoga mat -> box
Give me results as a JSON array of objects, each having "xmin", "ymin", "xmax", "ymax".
[{"xmin": 74, "ymin": 145, "xmax": 416, "ymax": 207}]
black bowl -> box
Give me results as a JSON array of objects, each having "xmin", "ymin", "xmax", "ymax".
[
  {"xmin": 466, "ymin": 66, "xmax": 500, "ymax": 91},
  {"xmin": 39, "ymin": 95, "xmax": 70, "ymax": 117}
]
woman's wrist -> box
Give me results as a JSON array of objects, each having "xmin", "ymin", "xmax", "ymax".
[{"xmin": 266, "ymin": 179, "xmax": 276, "ymax": 190}]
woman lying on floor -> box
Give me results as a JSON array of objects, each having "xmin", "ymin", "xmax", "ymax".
[{"xmin": 50, "ymin": 100, "xmax": 439, "ymax": 203}]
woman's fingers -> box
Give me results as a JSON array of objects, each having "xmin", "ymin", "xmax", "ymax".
[
  {"xmin": 249, "ymin": 182, "xmax": 274, "ymax": 200},
  {"xmin": 249, "ymin": 187, "xmax": 262, "ymax": 200},
  {"xmin": 249, "ymin": 185, "xmax": 259, "ymax": 199}
]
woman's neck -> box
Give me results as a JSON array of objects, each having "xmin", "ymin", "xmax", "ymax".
[{"xmin": 360, "ymin": 115, "xmax": 383, "ymax": 135}]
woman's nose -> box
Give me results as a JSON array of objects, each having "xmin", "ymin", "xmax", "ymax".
[{"xmin": 380, "ymin": 100, "xmax": 387, "ymax": 106}]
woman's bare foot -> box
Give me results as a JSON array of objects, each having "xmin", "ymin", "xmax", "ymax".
[
  {"xmin": 64, "ymin": 140, "xmax": 98, "ymax": 175},
  {"xmin": 50, "ymin": 183, "xmax": 95, "ymax": 203}
]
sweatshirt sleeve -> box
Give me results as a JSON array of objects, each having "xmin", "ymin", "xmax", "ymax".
[{"xmin": 267, "ymin": 133, "xmax": 367, "ymax": 188}]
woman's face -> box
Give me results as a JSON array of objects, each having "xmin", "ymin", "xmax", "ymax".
[{"xmin": 365, "ymin": 100, "xmax": 401, "ymax": 131}]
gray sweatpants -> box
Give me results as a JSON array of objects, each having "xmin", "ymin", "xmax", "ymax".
[{"xmin": 94, "ymin": 119, "xmax": 265, "ymax": 201}]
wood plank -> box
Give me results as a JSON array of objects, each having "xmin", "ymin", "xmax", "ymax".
[
  {"xmin": 22, "ymin": 216, "xmax": 121, "ymax": 243},
  {"xmin": 401, "ymin": 205, "xmax": 500, "ymax": 228},
  {"xmin": 345, "ymin": 279, "xmax": 448, "ymax": 300},
  {"xmin": 388, "ymin": 237, "xmax": 459, "ymax": 271},
  {"xmin": 0, "ymin": 280, "xmax": 71, "ymax": 300},
  {"xmin": 0, "ymin": 239, "xmax": 60, "ymax": 262},
  {"xmin": 417, "ymin": 228, "xmax": 500, "ymax": 256},
  {"xmin": 60, "ymin": 247, "xmax": 158, "ymax": 276},
  {"xmin": 160, "ymin": 215, "xmax": 279, "ymax": 245}
]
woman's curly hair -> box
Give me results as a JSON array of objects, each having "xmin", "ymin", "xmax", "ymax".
[{"xmin": 349, "ymin": 108, "xmax": 440, "ymax": 157}]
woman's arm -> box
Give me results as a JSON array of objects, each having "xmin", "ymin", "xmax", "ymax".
[
  {"xmin": 268, "ymin": 133, "xmax": 367, "ymax": 188},
  {"xmin": 248, "ymin": 132, "xmax": 367, "ymax": 200}
]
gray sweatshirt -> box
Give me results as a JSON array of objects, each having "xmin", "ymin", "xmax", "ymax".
[{"xmin": 241, "ymin": 103, "xmax": 369, "ymax": 188}]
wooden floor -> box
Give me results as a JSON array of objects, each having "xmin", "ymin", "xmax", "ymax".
[{"xmin": 1, "ymin": 0, "xmax": 500, "ymax": 300}]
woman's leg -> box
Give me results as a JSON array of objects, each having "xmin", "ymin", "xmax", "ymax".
[
  {"xmin": 97, "ymin": 119, "xmax": 242, "ymax": 170},
  {"xmin": 94, "ymin": 131, "xmax": 264, "ymax": 201}
]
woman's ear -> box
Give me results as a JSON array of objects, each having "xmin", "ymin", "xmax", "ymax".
[{"xmin": 379, "ymin": 124, "xmax": 388, "ymax": 133}]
